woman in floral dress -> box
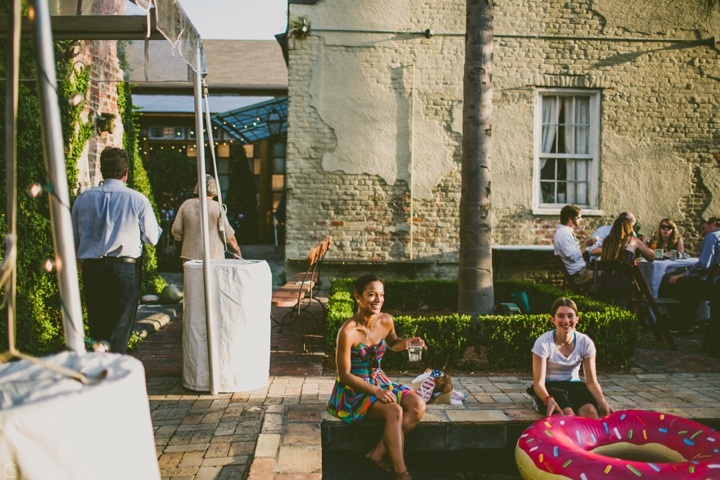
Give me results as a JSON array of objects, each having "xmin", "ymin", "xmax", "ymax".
[{"xmin": 327, "ymin": 275, "xmax": 426, "ymax": 479}]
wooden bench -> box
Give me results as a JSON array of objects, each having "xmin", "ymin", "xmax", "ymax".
[{"xmin": 271, "ymin": 237, "xmax": 332, "ymax": 346}]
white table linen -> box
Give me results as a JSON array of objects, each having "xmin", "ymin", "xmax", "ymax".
[
  {"xmin": 636, "ymin": 257, "xmax": 697, "ymax": 298},
  {"xmin": 183, "ymin": 259, "xmax": 271, "ymax": 392},
  {"xmin": 0, "ymin": 352, "xmax": 160, "ymax": 480}
]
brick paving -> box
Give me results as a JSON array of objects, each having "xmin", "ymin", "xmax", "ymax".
[{"xmin": 132, "ymin": 272, "xmax": 720, "ymax": 480}]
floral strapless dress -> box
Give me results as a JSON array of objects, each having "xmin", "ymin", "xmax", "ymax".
[{"xmin": 327, "ymin": 339, "xmax": 414, "ymax": 424}]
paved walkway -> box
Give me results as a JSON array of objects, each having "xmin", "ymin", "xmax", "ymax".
[{"xmin": 131, "ymin": 269, "xmax": 720, "ymax": 480}]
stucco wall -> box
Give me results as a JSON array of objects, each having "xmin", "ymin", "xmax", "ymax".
[{"xmin": 286, "ymin": 0, "xmax": 720, "ymax": 277}]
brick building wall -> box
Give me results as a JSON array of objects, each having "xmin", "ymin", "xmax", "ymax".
[
  {"xmin": 286, "ymin": 0, "xmax": 720, "ymax": 281},
  {"xmin": 73, "ymin": 0, "xmax": 125, "ymax": 191}
]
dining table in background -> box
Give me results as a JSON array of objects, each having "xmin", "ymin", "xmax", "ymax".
[{"xmin": 636, "ymin": 257, "xmax": 698, "ymax": 298}]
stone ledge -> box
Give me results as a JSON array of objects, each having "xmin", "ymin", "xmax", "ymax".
[
  {"xmin": 133, "ymin": 302, "xmax": 183, "ymax": 339},
  {"xmin": 321, "ymin": 410, "xmax": 720, "ymax": 453}
]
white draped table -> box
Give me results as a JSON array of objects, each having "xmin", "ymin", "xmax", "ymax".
[
  {"xmin": 636, "ymin": 257, "xmax": 698, "ymax": 298},
  {"xmin": 0, "ymin": 352, "xmax": 160, "ymax": 480},
  {"xmin": 183, "ymin": 259, "xmax": 271, "ymax": 392}
]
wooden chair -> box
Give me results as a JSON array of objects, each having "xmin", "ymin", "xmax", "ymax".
[
  {"xmin": 592, "ymin": 260, "xmax": 677, "ymax": 350},
  {"xmin": 270, "ymin": 237, "xmax": 332, "ymax": 348}
]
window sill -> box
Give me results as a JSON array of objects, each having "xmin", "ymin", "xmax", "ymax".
[{"xmin": 532, "ymin": 208, "xmax": 603, "ymax": 216}]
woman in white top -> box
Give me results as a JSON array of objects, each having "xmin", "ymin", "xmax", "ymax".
[{"xmin": 528, "ymin": 298, "xmax": 614, "ymax": 418}]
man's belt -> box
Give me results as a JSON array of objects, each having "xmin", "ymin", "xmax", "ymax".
[{"xmin": 83, "ymin": 256, "xmax": 137, "ymax": 264}]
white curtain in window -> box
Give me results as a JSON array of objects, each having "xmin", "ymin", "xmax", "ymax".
[
  {"xmin": 575, "ymin": 98, "xmax": 589, "ymax": 155},
  {"xmin": 540, "ymin": 96, "xmax": 558, "ymax": 169},
  {"xmin": 563, "ymin": 97, "xmax": 573, "ymax": 157}
]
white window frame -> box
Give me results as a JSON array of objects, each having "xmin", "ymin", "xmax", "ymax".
[{"xmin": 532, "ymin": 89, "xmax": 602, "ymax": 216}]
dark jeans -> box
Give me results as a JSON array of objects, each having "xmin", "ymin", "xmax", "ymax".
[{"xmin": 82, "ymin": 261, "xmax": 140, "ymax": 354}]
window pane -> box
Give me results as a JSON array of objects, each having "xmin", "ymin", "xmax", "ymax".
[
  {"xmin": 148, "ymin": 126, "xmax": 185, "ymax": 140},
  {"xmin": 541, "ymin": 96, "xmax": 558, "ymax": 154},
  {"xmin": 272, "ymin": 174, "xmax": 284, "ymax": 191},
  {"xmin": 273, "ymin": 143, "xmax": 286, "ymax": 157},
  {"xmin": 575, "ymin": 126, "xmax": 588, "ymax": 155},
  {"xmin": 557, "ymin": 182, "xmax": 567, "ymax": 204},
  {"xmin": 576, "ymin": 182, "xmax": 588, "ymax": 205},
  {"xmin": 540, "ymin": 159, "xmax": 555, "ymax": 180},
  {"xmin": 273, "ymin": 157, "xmax": 285, "ymax": 174},
  {"xmin": 575, "ymin": 97, "xmax": 590, "ymax": 125},
  {"xmin": 557, "ymin": 159, "xmax": 567, "ymax": 180},
  {"xmin": 575, "ymin": 160, "xmax": 588, "ymax": 182},
  {"xmin": 541, "ymin": 182, "xmax": 555, "ymax": 204}
]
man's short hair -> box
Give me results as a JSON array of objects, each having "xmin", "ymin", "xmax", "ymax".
[
  {"xmin": 560, "ymin": 204, "xmax": 581, "ymax": 225},
  {"xmin": 100, "ymin": 148, "xmax": 129, "ymax": 180},
  {"xmin": 706, "ymin": 217, "xmax": 719, "ymax": 226}
]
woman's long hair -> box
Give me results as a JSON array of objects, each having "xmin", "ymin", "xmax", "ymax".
[
  {"xmin": 602, "ymin": 217, "xmax": 635, "ymax": 261},
  {"xmin": 653, "ymin": 218, "xmax": 680, "ymax": 250}
]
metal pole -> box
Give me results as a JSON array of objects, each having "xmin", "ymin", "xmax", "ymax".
[
  {"xmin": 29, "ymin": 0, "xmax": 84, "ymax": 352},
  {"xmin": 202, "ymin": 83, "xmax": 228, "ymax": 248},
  {"xmin": 5, "ymin": 0, "xmax": 20, "ymax": 353},
  {"xmin": 194, "ymin": 50, "xmax": 218, "ymax": 395}
]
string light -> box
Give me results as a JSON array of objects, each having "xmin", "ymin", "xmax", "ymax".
[
  {"xmin": 44, "ymin": 258, "xmax": 55, "ymax": 273},
  {"xmin": 28, "ymin": 183, "xmax": 44, "ymax": 198}
]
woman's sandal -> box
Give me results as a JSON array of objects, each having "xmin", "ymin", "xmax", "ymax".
[{"xmin": 395, "ymin": 471, "xmax": 412, "ymax": 480}]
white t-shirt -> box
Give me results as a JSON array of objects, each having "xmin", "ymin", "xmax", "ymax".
[{"xmin": 532, "ymin": 330, "xmax": 597, "ymax": 382}]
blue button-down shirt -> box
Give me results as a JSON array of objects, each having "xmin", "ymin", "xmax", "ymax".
[
  {"xmin": 72, "ymin": 179, "xmax": 162, "ymax": 260},
  {"xmin": 686, "ymin": 229, "xmax": 720, "ymax": 281}
]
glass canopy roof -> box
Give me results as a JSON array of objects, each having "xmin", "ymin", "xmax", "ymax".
[{"xmin": 212, "ymin": 97, "xmax": 287, "ymax": 144}]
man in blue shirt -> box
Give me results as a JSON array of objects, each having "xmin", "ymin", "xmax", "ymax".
[
  {"xmin": 72, "ymin": 148, "xmax": 162, "ymax": 353},
  {"xmin": 661, "ymin": 217, "xmax": 720, "ymax": 326}
]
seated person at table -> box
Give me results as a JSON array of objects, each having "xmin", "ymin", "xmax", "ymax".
[
  {"xmin": 554, "ymin": 204, "xmax": 598, "ymax": 287},
  {"xmin": 661, "ymin": 217, "xmax": 720, "ymax": 316},
  {"xmin": 327, "ymin": 275, "xmax": 426, "ymax": 479},
  {"xmin": 589, "ymin": 211, "xmax": 636, "ymax": 256},
  {"xmin": 602, "ymin": 217, "xmax": 655, "ymax": 264},
  {"xmin": 653, "ymin": 218, "xmax": 685, "ymax": 253},
  {"xmin": 527, "ymin": 298, "xmax": 614, "ymax": 418},
  {"xmin": 598, "ymin": 217, "xmax": 655, "ymax": 304}
]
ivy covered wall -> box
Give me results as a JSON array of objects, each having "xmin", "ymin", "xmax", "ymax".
[{"xmin": 0, "ymin": 30, "xmax": 165, "ymax": 354}]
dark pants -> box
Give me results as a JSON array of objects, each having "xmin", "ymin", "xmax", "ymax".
[
  {"xmin": 82, "ymin": 261, "xmax": 140, "ymax": 354},
  {"xmin": 658, "ymin": 275, "xmax": 707, "ymax": 323},
  {"xmin": 709, "ymin": 279, "xmax": 720, "ymax": 358}
]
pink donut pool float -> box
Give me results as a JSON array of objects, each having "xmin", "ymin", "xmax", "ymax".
[{"xmin": 515, "ymin": 410, "xmax": 720, "ymax": 479}]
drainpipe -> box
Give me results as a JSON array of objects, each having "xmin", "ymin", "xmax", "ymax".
[{"xmin": 408, "ymin": 64, "xmax": 415, "ymax": 260}]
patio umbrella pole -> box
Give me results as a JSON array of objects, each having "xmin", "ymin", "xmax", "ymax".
[
  {"xmin": 202, "ymin": 83, "xmax": 228, "ymax": 249},
  {"xmin": 29, "ymin": 0, "xmax": 84, "ymax": 353},
  {"xmin": 193, "ymin": 51, "xmax": 219, "ymax": 395}
]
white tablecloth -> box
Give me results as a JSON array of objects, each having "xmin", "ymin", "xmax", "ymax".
[
  {"xmin": 636, "ymin": 257, "xmax": 698, "ymax": 297},
  {"xmin": 183, "ymin": 259, "xmax": 271, "ymax": 392},
  {"xmin": 0, "ymin": 352, "xmax": 159, "ymax": 480}
]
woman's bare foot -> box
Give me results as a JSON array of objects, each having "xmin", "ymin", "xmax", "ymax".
[
  {"xmin": 395, "ymin": 470, "xmax": 412, "ymax": 480},
  {"xmin": 365, "ymin": 452, "xmax": 392, "ymax": 472}
]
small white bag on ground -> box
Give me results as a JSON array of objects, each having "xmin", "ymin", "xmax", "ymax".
[{"xmin": 0, "ymin": 352, "xmax": 160, "ymax": 480}]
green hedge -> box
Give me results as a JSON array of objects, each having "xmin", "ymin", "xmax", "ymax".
[{"xmin": 326, "ymin": 278, "xmax": 640, "ymax": 371}]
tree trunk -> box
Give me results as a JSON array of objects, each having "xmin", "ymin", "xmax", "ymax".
[{"xmin": 458, "ymin": 0, "xmax": 494, "ymax": 316}]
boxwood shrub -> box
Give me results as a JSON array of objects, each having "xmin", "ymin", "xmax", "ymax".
[{"xmin": 326, "ymin": 278, "xmax": 640, "ymax": 371}]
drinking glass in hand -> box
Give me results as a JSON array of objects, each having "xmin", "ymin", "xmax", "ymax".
[{"xmin": 407, "ymin": 338, "xmax": 423, "ymax": 362}]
